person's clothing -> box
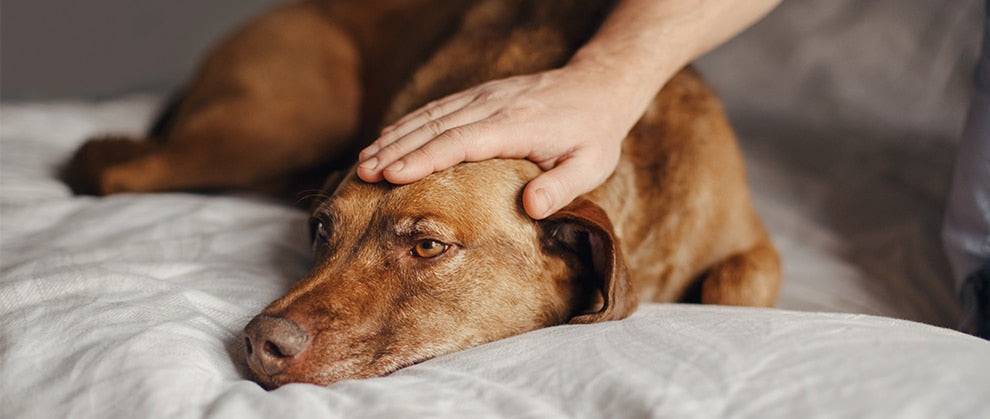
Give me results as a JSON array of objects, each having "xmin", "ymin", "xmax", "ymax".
[
  {"xmin": 942, "ymin": 2, "xmax": 990, "ymax": 339},
  {"xmin": 958, "ymin": 262, "xmax": 990, "ymax": 338}
]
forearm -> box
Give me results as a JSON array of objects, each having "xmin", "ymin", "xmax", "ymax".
[{"xmin": 569, "ymin": 0, "xmax": 782, "ymax": 116}]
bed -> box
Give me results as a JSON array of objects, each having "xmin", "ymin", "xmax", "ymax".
[{"xmin": 3, "ymin": 0, "xmax": 990, "ymax": 418}]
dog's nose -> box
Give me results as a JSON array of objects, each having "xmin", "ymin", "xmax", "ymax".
[{"xmin": 243, "ymin": 315, "xmax": 310, "ymax": 376}]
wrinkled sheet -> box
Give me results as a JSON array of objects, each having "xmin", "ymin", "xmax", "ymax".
[{"xmin": 4, "ymin": 0, "xmax": 990, "ymax": 417}]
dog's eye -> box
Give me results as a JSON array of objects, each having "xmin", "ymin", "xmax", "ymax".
[
  {"xmin": 412, "ymin": 239, "xmax": 448, "ymax": 258},
  {"xmin": 310, "ymin": 218, "xmax": 330, "ymax": 245}
]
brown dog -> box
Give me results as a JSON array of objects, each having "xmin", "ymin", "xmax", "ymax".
[{"xmin": 65, "ymin": 0, "xmax": 780, "ymax": 388}]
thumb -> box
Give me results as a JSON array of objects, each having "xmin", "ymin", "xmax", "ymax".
[{"xmin": 523, "ymin": 152, "xmax": 605, "ymax": 219}]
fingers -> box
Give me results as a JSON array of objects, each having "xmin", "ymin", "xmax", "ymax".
[
  {"xmin": 379, "ymin": 122, "xmax": 504, "ymax": 184},
  {"xmin": 523, "ymin": 151, "xmax": 605, "ymax": 219},
  {"xmin": 383, "ymin": 91, "xmax": 472, "ymax": 135},
  {"xmin": 360, "ymin": 92, "xmax": 476, "ymax": 161},
  {"xmin": 357, "ymin": 103, "xmax": 498, "ymax": 182}
]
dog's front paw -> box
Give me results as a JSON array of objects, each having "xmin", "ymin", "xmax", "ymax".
[{"xmin": 62, "ymin": 136, "xmax": 156, "ymax": 195}]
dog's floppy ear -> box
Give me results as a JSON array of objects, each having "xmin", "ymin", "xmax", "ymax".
[{"xmin": 541, "ymin": 198, "xmax": 637, "ymax": 324}]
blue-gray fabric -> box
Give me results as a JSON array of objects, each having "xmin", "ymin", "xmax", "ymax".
[{"xmin": 943, "ymin": 2, "xmax": 990, "ymax": 337}]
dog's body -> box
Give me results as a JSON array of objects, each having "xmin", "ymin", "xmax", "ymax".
[{"xmin": 66, "ymin": 0, "xmax": 780, "ymax": 387}]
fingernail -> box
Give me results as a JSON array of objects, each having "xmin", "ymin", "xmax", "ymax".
[
  {"xmin": 386, "ymin": 160, "xmax": 405, "ymax": 173},
  {"xmin": 360, "ymin": 157, "xmax": 378, "ymax": 170},
  {"xmin": 534, "ymin": 188, "xmax": 552, "ymax": 217}
]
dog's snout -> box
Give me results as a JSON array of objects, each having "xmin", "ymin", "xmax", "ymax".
[{"xmin": 243, "ymin": 315, "xmax": 310, "ymax": 376}]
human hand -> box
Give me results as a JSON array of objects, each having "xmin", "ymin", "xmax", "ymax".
[{"xmin": 356, "ymin": 65, "xmax": 643, "ymax": 219}]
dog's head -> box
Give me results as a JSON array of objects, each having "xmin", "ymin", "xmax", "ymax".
[{"xmin": 242, "ymin": 159, "xmax": 636, "ymax": 388}]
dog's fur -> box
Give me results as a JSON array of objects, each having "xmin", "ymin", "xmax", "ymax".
[{"xmin": 65, "ymin": 0, "xmax": 780, "ymax": 388}]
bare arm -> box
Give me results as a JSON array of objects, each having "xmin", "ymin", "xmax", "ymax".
[
  {"xmin": 569, "ymin": 0, "xmax": 782, "ymax": 128},
  {"xmin": 357, "ymin": 0, "xmax": 782, "ymax": 219}
]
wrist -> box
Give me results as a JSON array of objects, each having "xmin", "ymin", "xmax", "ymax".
[
  {"xmin": 559, "ymin": 54, "xmax": 663, "ymax": 131},
  {"xmin": 565, "ymin": 47, "xmax": 676, "ymax": 114},
  {"xmin": 565, "ymin": 50, "xmax": 638, "ymax": 90}
]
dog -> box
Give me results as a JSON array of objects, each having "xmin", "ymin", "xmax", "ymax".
[{"xmin": 65, "ymin": 0, "xmax": 781, "ymax": 388}]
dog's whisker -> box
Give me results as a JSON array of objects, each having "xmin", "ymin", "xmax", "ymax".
[{"xmin": 295, "ymin": 191, "xmax": 332, "ymax": 205}]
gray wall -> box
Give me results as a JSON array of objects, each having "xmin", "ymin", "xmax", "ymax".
[
  {"xmin": 1, "ymin": 0, "xmax": 279, "ymax": 100},
  {"xmin": 696, "ymin": 0, "xmax": 981, "ymax": 139}
]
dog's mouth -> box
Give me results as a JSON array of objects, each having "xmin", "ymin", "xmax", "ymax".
[
  {"xmin": 381, "ymin": 354, "xmax": 436, "ymax": 376},
  {"xmin": 253, "ymin": 351, "xmax": 440, "ymax": 389}
]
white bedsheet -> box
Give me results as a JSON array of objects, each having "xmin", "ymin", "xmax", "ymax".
[{"xmin": 2, "ymin": 93, "xmax": 990, "ymax": 419}]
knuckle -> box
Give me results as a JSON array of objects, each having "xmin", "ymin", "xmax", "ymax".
[
  {"xmin": 440, "ymin": 127, "xmax": 472, "ymax": 150},
  {"xmin": 475, "ymin": 90, "xmax": 496, "ymax": 102},
  {"xmin": 545, "ymin": 174, "xmax": 569, "ymax": 197},
  {"xmin": 418, "ymin": 145, "xmax": 439, "ymax": 162},
  {"xmin": 477, "ymin": 80, "xmax": 499, "ymax": 91},
  {"xmin": 423, "ymin": 103, "xmax": 443, "ymax": 120},
  {"xmin": 475, "ymin": 88, "xmax": 504, "ymax": 103},
  {"xmin": 535, "ymin": 176, "xmax": 570, "ymax": 206},
  {"xmin": 497, "ymin": 107, "xmax": 523, "ymax": 120},
  {"xmin": 425, "ymin": 120, "xmax": 446, "ymax": 136},
  {"xmin": 438, "ymin": 129, "xmax": 473, "ymax": 162},
  {"xmin": 365, "ymin": 140, "xmax": 384, "ymax": 152},
  {"xmin": 413, "ymin": 145, "xmax": 443, "ymax": 169},
  {"xmin": 377, "ymin": 143, "xmax": 404, "ymax": 160},
  {"xmin": 438, "ymin": 126, "xmax": 465, "ymax": 142}
]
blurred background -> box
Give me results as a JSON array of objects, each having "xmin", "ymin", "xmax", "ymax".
[
  {"xmin": 1, "ymin": 0, "xmax": 277, "ymax": 99},
  {"xmin": 0, "ymin": 0, "xmax": 984, "ymax": 326},
  {"xmin": 2, "ymin": 0, "xmax": 980, "ymax": 133},
  {"xmin": 1, "ymin": 0, "xmax": 980, "ymax": 139}
]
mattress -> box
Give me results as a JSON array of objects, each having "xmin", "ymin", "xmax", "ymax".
[{"xmin": 1, "ymin": 93, "xmax": 989, "ymax": 419}]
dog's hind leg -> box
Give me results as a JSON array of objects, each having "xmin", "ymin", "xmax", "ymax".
[
  {"xmin": 62, "ymin": 135, "xmax": 160, "ymax": 195},
  {"xmin": 65, "ymin": 92, "xmax": 359, "ymax": 196},
  {"xmin": 64, "ymin": 1, "xmax": 363, "ymax": 197},
  {"xmin": 700, "ymin": 239, "xmax": 781, "ymax": 307}
]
